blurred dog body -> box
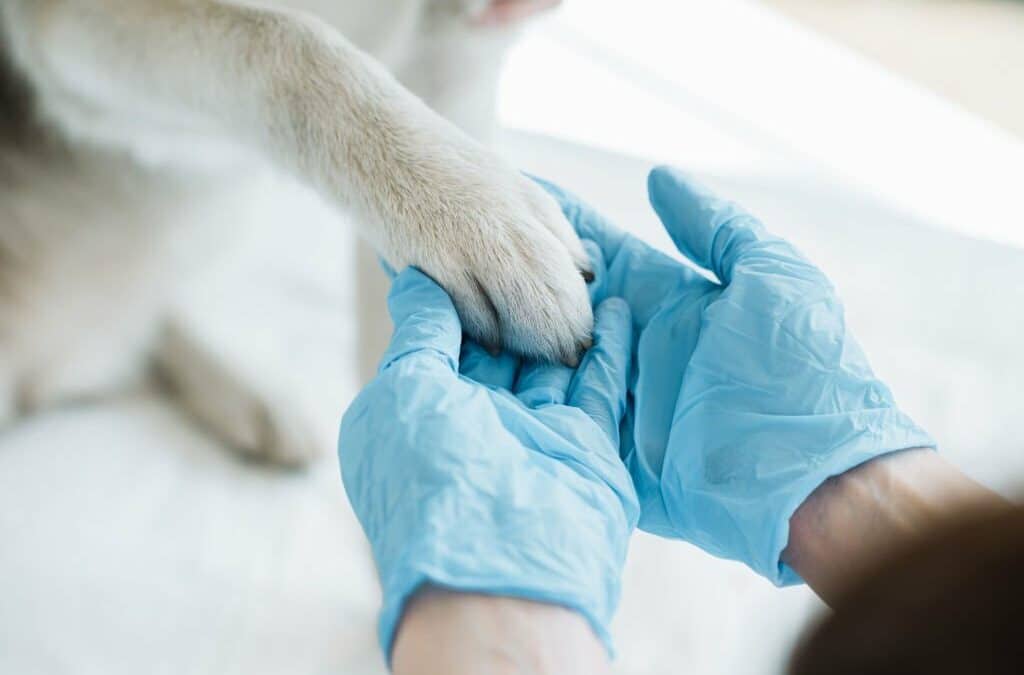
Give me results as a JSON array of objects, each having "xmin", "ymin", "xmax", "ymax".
[{"xmin": 0, "ymin": 0, "xmax": 587, "ymax": 463}]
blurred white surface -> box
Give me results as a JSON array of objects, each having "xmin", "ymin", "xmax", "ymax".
[
  {"xmin": 2, "ymin": 1, "xmax": 1023, "ymax": 674},
  {"xmin": 502, "ymin": 0, "xmax": 1024, "ymax": 249}
]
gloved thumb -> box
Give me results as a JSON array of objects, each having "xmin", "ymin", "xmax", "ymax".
[
  {"xmin": 647, "ymin": 166, "xmax": 767, "ymax": 285},
  {"xmin": 378, "ymin": 268, "xmax": 462, "ymax": 373}
]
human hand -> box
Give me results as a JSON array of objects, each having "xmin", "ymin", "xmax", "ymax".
[
  {"xmin": 473, "ymin": 0, "xmax": 563, "ymax": 25},
  {"xmin": 538, "ymin": 167, "xmax": 935, "ymax": 584},
  {"xmin": 338, "ymin": 267, "xmax": 637, "ymax": 660}
]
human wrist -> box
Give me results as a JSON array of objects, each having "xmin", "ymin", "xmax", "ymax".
[
  {"xmin": 392, "ymin": 587, "xmax": 612, "ymax": 675},
  {"xmin": 784, "ymin": 448, "xmax": 1008, "ymax": 603}
]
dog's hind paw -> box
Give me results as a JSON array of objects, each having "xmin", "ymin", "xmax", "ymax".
[{"xmin": 156, "ymin": 321, "xmax": 326, "ymax": 466}]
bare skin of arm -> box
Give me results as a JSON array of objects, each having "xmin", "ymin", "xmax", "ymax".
[
  {"xmin": 392, "ymin": 588, "xmax": 611, "ymax": 675},
  {"xmin": 392, "ymin": 450, "xmax": 1009, "ymax": 674},
  {"xmin": 783, "ymin": 447, "xmax": 1010, "ymax": 605}
]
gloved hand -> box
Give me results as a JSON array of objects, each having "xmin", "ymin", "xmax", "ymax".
[
  {"xmin": 537, "ymin": 167, "xmax": 935, "ymax": 585},
  {"xmin": 338, "ymin": 267, "xmax": 638, "ymax": 661}
]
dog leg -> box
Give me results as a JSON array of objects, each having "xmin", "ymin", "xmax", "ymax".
[
  {"xmin": 3, "ymin": 0, "xmax": 593, "ymax": 364},
  {"xmin": 394, "ymin": 9, "xmax": 515, "ymax": 142}
]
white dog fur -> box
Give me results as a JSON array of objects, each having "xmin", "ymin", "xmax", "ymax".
[{"xmin": 0, "ymin": 0, "xmax": 592, "ymax": 463}]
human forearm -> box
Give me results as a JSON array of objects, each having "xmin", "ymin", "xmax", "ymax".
[
  {"xmin": 392, "ymin": 588, "xmax": 612, "ymax": 675},
  {"xmin": 783, "ymin": 448, "xmax": 1009, "ymax": 605}
]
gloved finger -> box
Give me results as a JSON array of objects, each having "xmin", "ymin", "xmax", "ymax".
[
  {"xmin": 567, "ymin": 298, "xmax": 632, "ymax": 442},
  {"xmin": 582, "ymin": 239, "xmax": 608, "ymax": 305},
  {"xmin": 378, "ymin": 268, "xmax": 462, "ymax": 373},
  {"xmin": 531, "ymin": 175, "xmax": 630, "ymax": 263},
  {"xmin": 648, "ymin": 166, "xmax": 811, "ymax": 286},
  {"xmin": 514, "ymin": 359, "xmax": 574, "ymax": 408},
  {"xmin": 460, "ymin": 340, "xmax": 520, "ymax": 390}
]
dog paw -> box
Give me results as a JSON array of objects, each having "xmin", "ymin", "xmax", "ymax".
[
  {"xmin": 156, "ymin": 322, "xmax": 326, "ymax": 466},
  {"xmin": 369, "ymin": 142, "xmax": 594, "ymax": 365},
  {"xmin": 207, "ymin": 391, "xmax": 324, "ymax": 466}
]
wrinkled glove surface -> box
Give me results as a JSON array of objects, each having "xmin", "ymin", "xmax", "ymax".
[
  {"xmin": 539, "ymin": 166, "xmax": 934, "ymax": 584},
  {"xmin": 339, "ymin": 267, "xmax": 638, "ymax": 660}
]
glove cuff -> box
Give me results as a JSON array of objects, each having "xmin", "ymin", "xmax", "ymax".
[
  {"xmin": 374, "ymin": 509, "xmax": 628, "ymax": 663},
  {"xmin": 664, "ymin": 407, "xmax": 936, "ymax": 586}
]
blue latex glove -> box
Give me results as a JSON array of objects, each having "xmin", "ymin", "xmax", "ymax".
[
  {"xmin": 338, "ymin": 267, "xmax": 638, "ymax": 661},
  {"xmin": 537, "ymin": 167, "xmax": 935, "ymax": 585}
]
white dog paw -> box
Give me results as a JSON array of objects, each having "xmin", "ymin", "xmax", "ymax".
[
  {"xmin": 156, "ymin": 322, "xmax": 325, "ymax": 466},
  {"xmin": 205, "ymin": 390, "xmax": 323, "ymax": 466},
  {"xmin": 372, "ymin": 148, "xmax": 594, "ymax": 365}
]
